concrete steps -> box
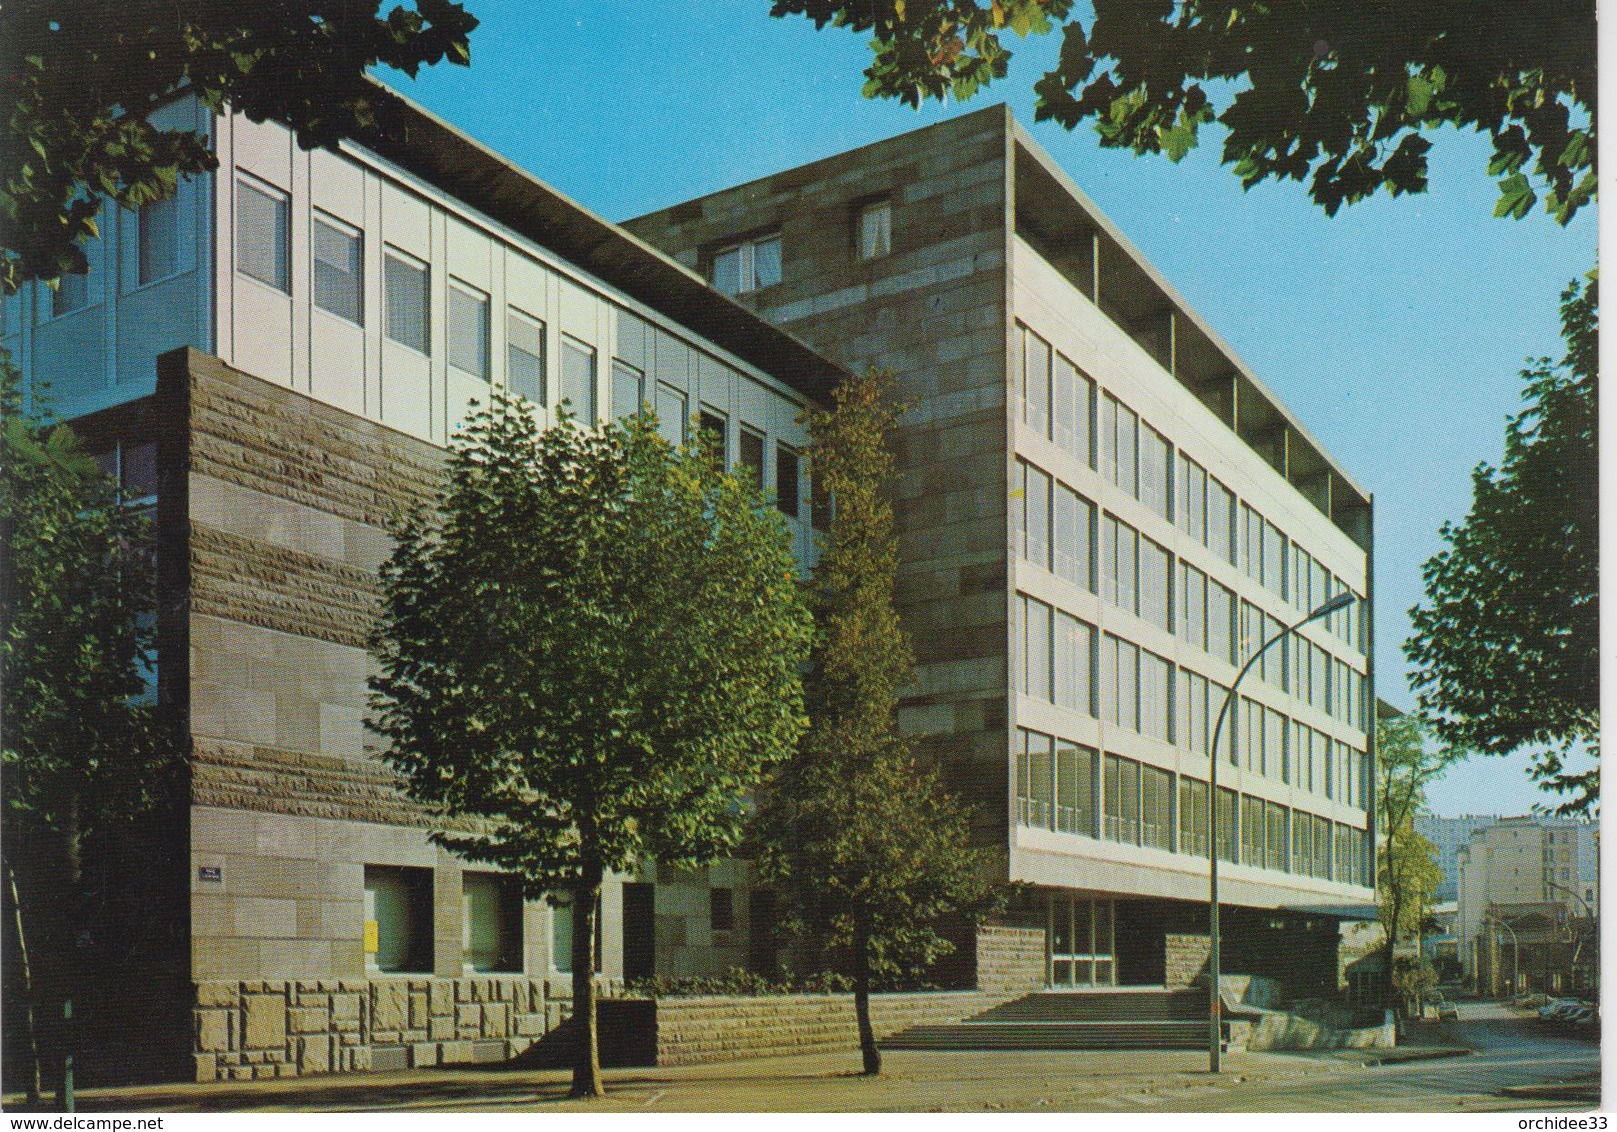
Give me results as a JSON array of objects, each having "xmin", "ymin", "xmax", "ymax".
[
  {"xmin": 883, "ymin": 1020, "xmax": 1210, "ymax": 1051},
  {"xmin": 881, "ymin": 990, "xmax": 1218, "ymax": 1052}
]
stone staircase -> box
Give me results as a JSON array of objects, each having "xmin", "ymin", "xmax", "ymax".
[{"xmin": 881, "ymin": 989, "xmax": 1217, "ymax": 1051}]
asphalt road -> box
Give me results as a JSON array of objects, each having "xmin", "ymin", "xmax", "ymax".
[
  {"xmin": 41, "ymin": 999, "xmax": 1600, "ymax": 1113},
  {"xmin": 1146, "ymin": 1000, "xmax": 1600, "ymax": 1113}
]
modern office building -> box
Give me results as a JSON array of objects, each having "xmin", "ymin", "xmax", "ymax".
[
  {"xmin": 627, "ymin": 106, "xmax": 1376, "ymax": 996},
  {"xmin": 3, "ymin": 84, "xmax": 843, "ymax": 1083},
  {"xmin": 5, "ymin": 94, "xmax": 1377, "ymax": 1085}
]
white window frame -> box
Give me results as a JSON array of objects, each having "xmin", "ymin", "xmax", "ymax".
[
  {"xmin": 857, "ymin": 199, "xmax": 891, "ymax": 260},
  {"xmin": 236, "ymin": 173, "xmax": 291, "ymax": 294},
  {"xmin": 711, "ymin": 232, "xmax": 782, "ymax": 295},
  {"xmin": 311, "ymin": 210, "xmax": 364, "ymax": 325}
]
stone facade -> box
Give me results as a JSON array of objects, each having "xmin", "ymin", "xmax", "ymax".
[
  {"xmin": 190, "ymin": 974, "xmax": 616, "ymax": 1082},
  {"xmin": 1164, "ymin": 933, "xmax": 1211, "ymax": 989},
  {"xmin": 625, "ymin": 110, "xmax": 1015, "ymax": 849},
  {"xmin": 628, "ymin": 106, "xmax": 1375, "ymax": 999},
  {"xmin": 973, "ymin": 925, "xmax": 1047, "ymax": 994}
]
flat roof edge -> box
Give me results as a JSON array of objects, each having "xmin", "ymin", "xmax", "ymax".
[
  {"xmin": 1010, "ymin": 123, "xmax": 1370, "ymax": 507},
  {"xmin": 350, "ymin": 76, "xmax": 847, "ymax": 404}
]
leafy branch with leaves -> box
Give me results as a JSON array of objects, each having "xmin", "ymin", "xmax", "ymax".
[
  {"xmin": 772, "ymin": 0, "xmax": 1596, "ymax": 223},
  {"xmin": 1, "ymin": 0, "xmax": 479, "ymax": 291},
  {"xmin": 1404, "ymin": 272, "xmax": 1598, "ymax": 815}
]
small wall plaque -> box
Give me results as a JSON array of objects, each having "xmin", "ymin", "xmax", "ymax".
[{"xmin": 198, "ymin": 866, "xmax": 223, "ymax": 883}]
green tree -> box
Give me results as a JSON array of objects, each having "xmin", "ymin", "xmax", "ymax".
[
  {"xmin": 1404, "ymin": 273, "xmax": 1598, "ymax": 814},
  {"xmin": 771, "ymin": 0, "xmax": 1596, "ymax": 223},
  {"xmin": 369, "ymin": 394, "xmax": 811, "ymax": 1098},
  {"xmin": 760, "ymin": 368, "xmax": 990, "ymax": 1076},
  {"xmin": 1, "ymin": 0, "xmax": 478, "ymax": 291},
  {"xmin": 1375, "ymin": 714, "xmax": 1447, "ymax": 1013},
  {"xmin": 1, "ymin": 364, "xmax": 165, "ymax": 1104}
]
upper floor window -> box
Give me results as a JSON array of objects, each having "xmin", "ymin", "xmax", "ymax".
[
  {"xmin": 508, "ymin": 309, "xmax": 546, "ymax": 404},
  {"xmin": 384, "ymin": 248, "xmax": 430, "ymax": 354},
  {"xmin": 448, "ymin": 280, "xmax": 491, "ymax": 382},
  {"xmin": 312, "ymin": 213, "xmax": 363, "ymax": 325},
  {"xmin": 712, "ymin": 233, "xmax": 781, "ymax": 295},
  {"xmin": 699, "ymin": 408, "xmax": 728, "ymax": 470},
  {"xmin": 52, "ymin": 270, "xmax": 90, "ymax": 318},
  {"xmin": 775, "ymin": 444, "xmax": 801, "ymax": 518},
  {"xmin": 610, "ymin": 360, "xmax": 643, "ymax": 420},
  {"xmin": 237, "ymin": 176, "xmax": 290, "ymax": 293},
  {"xmin": 857, "ymin": 199, "xmax": 891, "ymax": 259},
  {"xmin": 739, "ymin": 428, "xmax": 766, "ymax": 490},
  {"xmin": 655, "ymin": 381, "xmax": 686, "ymax": 446},
  {"xmin": 560, "ymin": 337, "xmax": 597, "ymax": 421},
  {"xmin": 138, "ymin": 196, "xmax": 181, "ymax": 286}
]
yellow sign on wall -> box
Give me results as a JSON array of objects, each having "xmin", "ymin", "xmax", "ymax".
[{"xmin": 363, "ymin": 919, "xmax": 379, "ymax": 955}]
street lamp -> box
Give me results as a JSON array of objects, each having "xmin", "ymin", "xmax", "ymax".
[
  {"xmin": 1482, "ymin": 914, "xmax": 1521, "ymax": 998},
  {"xmin": 1544, "ymin": 878, "xmax": 1597, "ymax": 993},
  {"xmin": 1207, "ymin": 589, "xmax": 1355, "ymax": 1074}
]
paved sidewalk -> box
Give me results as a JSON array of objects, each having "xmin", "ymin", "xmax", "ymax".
[{"xmin": 5, "ymin": 1046, "xmax": 1430, "ymax": 1114}]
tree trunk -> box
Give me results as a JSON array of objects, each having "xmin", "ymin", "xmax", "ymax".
[
  {"xmin": 569, "ymin": 865, "xmax": 604, "ymax": 1099},
  {"xmin": 853, "ymin": 919, "xmax": 880, "ymax": 1076},
  {"xmin": 7, "ymin": 860, "xmax": 43, "ymax": 1104},
  {"xmin": 59, "ymin": 798, "xmax": 83, "ymax": 1113}
]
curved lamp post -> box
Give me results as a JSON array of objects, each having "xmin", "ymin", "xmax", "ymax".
[
  {"xmin": 1207, "ymin": 589, "xmax": 1356, "ymax": 1073},
  {"xmin": 1544, "ymin": 878, "xmax": 1597, "ymax": 993}
]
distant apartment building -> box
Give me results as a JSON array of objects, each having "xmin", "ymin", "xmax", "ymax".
[
  {"xmin": 628, "ymin": 105, "xmax": 1376, "ymax": 998},
  {"xmin": 1455, "ymin": 816, "xmax": 1598, "ymax": 991},
  {"xmin": 1415, "ymin": 814, "xmax": 1498, "ymax": 902}
]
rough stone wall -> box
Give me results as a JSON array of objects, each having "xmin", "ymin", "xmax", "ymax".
[
  {"xmin": 625, "ymin": 108, "xmax": 1015, "ymax": 851},
  {"xmin": 167, "ymin": 348, "xmax": 448, "ymax": 828},
  {"xmin": 1165, "ymin": 933, "xmax": 1211, "ymax": 989},
  {"xmin": 653, "ymin": 991, "xmax": 1003, "ymax": 1066},
  {"xmin": 974, "ymin": 925, "xmax": 1046, "ymax": 994},
  {"xmin": 190, "ymin": 974, "xmax": 618, "ymax": 1082}
]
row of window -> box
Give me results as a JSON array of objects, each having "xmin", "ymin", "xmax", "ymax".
[
  {"xmin": 709, "ymin": 199, "xmax": 891, "ymax": 297},
  {"xmin": 1016, "ymin": 324, "xmax": 1368, "ymax": 656},
  {"xmin": 364, "ymin": 866, "xmax": 737, "ymax": 975},
  {"xmin": 1013, "ymin": 729, "xmax": 1372, "ymax": 885},
  {"xmin": 1016, "ymin": 467, "xmax": 1369, "ymax": 730},
  {"xmin": 232, "ymin": 174, "xmax": 820, "ymax": 522},
  {"xmin": 22, "ymin": 197, "xmax": 186, "ymax": 325},
  {"xmin": 1017, "ymin": 593, "xmax": 1370, "ymax": 803}
]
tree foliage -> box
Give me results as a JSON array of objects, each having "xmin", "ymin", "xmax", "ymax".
[
  {"xmin": 1375, "ymin": 715, "xmax": 1446, "ymax": 1001},
  {"xmin": 1, "ymin": 0, "xmax": 478, "ymax": 292},
  {"xmin": 0, "ymin": 360, "xmax": 166, "ymax": 1100},
  {"xmin": 370, "ymin": 395, "xmax": 811, "ymax": 1097},
  {"xmin": 759, "ymin": 368, "xmax": 990, "ymax": 1076},
  {"xmin": 771, "ymin": 0, "xmax": 1596, "ymax": 223},
  {"xmin": 0, "ymin": 368, "xmax": 164, "ymax": 856},
  {"xmin": 1404, "ymin": 273, "xmax": 1598, "ymax": 815}
]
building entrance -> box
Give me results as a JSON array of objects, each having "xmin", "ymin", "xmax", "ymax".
[{"xmin": 1047, "ymin": 895, "xmax": 1116, "ymax": 987}]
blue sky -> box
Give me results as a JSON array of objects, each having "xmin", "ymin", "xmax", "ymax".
[{"xmin": 378, "ymin": 1, "xmax": 1597, "ymax": 817}]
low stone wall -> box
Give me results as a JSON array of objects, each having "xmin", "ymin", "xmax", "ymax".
[
  {"xmin": 976, "ymin": 926, "xmax": 1046, "ymax": 994},
  {"xmin": 653, "ymin": 991, "xmax": 1005, "ymax": 1066},
  {"xmin": 1237, "ymin": 1008, "xmax": 1395, "ymax": 1052},
  {"xmin": 191, "ymin": 975, "xmax": 614, "ymax": 1082}
]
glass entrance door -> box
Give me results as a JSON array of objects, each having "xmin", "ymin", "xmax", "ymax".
[{"xmin": 1047, "ymin": 895, "xmax": 1115, "ymax": 987}]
